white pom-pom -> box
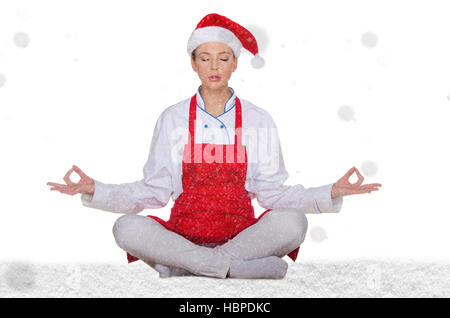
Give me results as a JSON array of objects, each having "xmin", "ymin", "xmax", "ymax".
[{"xmin": 251, "ymin": 54, "xmax": 265, "ymax": 68}]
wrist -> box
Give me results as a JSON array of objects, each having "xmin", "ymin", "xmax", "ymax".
[
  {"xmin": 331, "ymin": 183, "xmax": 337, "ymax": 199},
  {"xmin": 86, "ymin": 179, "xmax": 95, "ymax": 195}
]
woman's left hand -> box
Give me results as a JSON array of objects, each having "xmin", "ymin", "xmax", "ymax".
[{"xmin": 331, "ymin": 166, "xmax": 382, "ymax": 199}]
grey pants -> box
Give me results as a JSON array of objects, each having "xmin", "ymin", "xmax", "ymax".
[{"xmin": 112, "ymin": 208, "xmax": 308, "ymax": 279}]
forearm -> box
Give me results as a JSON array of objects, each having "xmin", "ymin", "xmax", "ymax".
[
  {"xmin": 303, "ymin": 183, "xmax": 343, "ymax": 214},
  {"xmin": 253, "ymin": 182, "xmax": 343, "ymax": 214},
  {"xmin": 81, "ymin": 179, "xmax": 171, "ymax": 214}
]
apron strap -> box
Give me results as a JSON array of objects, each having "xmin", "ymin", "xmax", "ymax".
[
  {"xmin": 188, "ymin": 94, "xmax": 197, "ymax": 147},
  {"xmin": 234, "ymin": 97, "xmax": 242, "ymax": 147}
]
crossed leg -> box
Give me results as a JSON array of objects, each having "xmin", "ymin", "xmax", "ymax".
[
  {"xmin": 112, "ymin": 214, "xmax": 231, "ymax": 279},
  {"xmin": 112, "ymin": 208, "xmax": 308, "ymax": 279},
  {"xmin": 213, "ymin": 208, "xmax": 308, "ymax": 260}
]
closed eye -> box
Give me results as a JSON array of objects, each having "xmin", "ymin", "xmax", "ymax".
[{"xmin": 201, "ymin": 59, "xmax": 229, "ymax": 62}]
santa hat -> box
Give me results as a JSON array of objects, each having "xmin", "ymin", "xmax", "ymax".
[{"xmin": 187, "ymin": 13, "xmax": 265, "ymax": 69}]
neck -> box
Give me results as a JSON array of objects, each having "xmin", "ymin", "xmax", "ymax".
[{"xmin": 200, "ymin": 85, "xmax": 232, "ymax": 116}]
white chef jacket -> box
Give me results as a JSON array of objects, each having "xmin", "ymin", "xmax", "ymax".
[{"xmin": 81, "ymin": 85, "xmax": 343, "ymax": 215}]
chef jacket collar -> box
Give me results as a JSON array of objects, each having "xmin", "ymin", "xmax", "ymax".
[{"xmin": 196, "ymin": 85, "xmax": 236, "ymax": 117}]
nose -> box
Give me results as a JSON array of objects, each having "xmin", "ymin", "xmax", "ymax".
[{"xmin": 211, "ymin": 59, "xmax": 219, "ymax": 70}]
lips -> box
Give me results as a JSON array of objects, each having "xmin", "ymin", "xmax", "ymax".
[{"xmin": 208, "ymin": 75, "xmax": 221, "ymax": 81}]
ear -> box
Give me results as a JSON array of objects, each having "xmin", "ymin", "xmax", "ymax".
[{"xmin": 232, "ymin": 57, "xmax": 238, "ymax": 72}]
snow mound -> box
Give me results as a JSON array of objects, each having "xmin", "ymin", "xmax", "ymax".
[{"xmin": 1, "ymin": 259, "xmax": 448, "ymax": 297}]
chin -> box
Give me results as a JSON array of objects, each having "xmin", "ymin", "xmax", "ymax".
[{"xmin": 203, "ymin": 81, "xmax": 227, "ymax": 88}]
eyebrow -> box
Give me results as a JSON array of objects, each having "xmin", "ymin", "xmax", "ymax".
[{"xmin": 198, "ymin": 51, "xmax": 232, "ymax": 55}]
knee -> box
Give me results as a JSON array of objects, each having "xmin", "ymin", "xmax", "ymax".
[
  {"xmin": 291, "ymin": 210, "xmax": 308, "ymax": 235},
  {"xmin": 112, "ymin": 214, "xmax": 144, "ymax": 249},
  {"xmin": 269, "ymin": 208, "xmax": 308, "ymax": 246}
]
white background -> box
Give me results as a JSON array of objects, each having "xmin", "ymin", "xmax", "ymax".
[{"xmin": 1, "ymin": 0, "xmax": 449, "ymax": 264}]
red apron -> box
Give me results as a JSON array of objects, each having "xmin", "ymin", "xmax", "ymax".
[{"xmin": 126, "ymin": 94, "xmax": 300, "ymax": 263}]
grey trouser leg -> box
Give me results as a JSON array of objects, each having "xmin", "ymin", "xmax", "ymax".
[
  {"xmin": 112, "ymin": 208, "xmax": 307, "ymax": 278},
  {"xmin": 212, "ymin": 208, "xmax": 308, "ymax": 260},
  {"xmin": 112, "ymin": 215, "xmax": 231, "ymax": 279}
]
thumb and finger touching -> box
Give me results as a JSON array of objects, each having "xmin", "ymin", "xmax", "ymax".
[
  {"xmin": 337, "ymin": 166, "xmax": 382, "ymax": 196},
  {"xmin": 47, "ymin": 165, "xmax": 92, "ymax": 195}
]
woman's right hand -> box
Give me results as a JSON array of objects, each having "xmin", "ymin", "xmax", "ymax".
[{"xmin": 47, "ymin": 165, "xmax": 95, "ymax": 196}]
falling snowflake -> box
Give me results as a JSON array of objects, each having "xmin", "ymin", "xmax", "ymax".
[
  {"xmin": 309, "ymin": 226, "xmax": 328, "ymax": 242},
  {"xmin": 361, "ymin": 31, "xmax": 378, "ymax": 48},
  {"xmin": 337, "ymin": 105, "xmax": 356, "ymax": 121},
  {"xmin": 361, "ymin": 160, "xmax": 378, "ymax": 176},
  {"xmin": 13, "ymin": 31, "xmax": 31, "ymax": 48}
]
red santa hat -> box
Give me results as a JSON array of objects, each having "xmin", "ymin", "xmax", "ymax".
[{"xmin": 187, "ymin": 13, "xmax": 265, "ymax": 69}]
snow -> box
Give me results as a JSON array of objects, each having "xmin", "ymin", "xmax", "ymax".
[{"xmin": 1, "ymin": 259, "xmax": 448, "ymax": 297}]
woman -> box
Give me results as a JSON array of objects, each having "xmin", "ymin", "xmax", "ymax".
[{"xmin": 47, "ymin": 13, "xmax": 381, "ymax": 279}]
